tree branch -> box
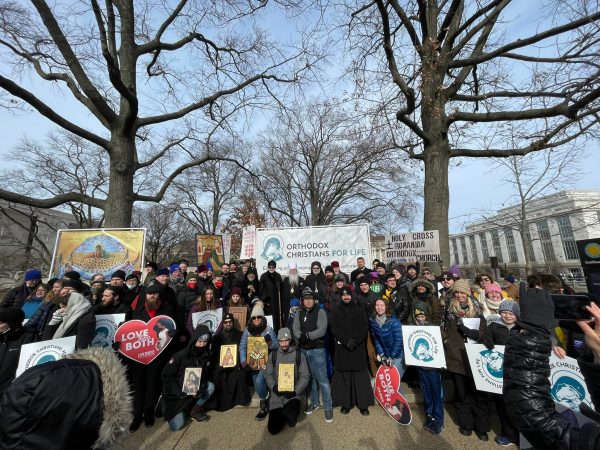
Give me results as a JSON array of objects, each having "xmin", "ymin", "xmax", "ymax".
[{"xmin": 0, "ymin": 189, "xmax": 105, "ymax": 209}]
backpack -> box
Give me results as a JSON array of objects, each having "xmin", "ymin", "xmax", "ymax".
[{"xmin": 271, "ymin": 347, "xmax": 302, "ymax": 367}]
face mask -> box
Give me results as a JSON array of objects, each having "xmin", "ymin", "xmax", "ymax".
[
  {"xmin": 186, "ymin": 281, "xmax": 197, "ymax": 289},
  {"xmin": 214, "ymin": 281, "xmax": 223, "ymax": 289},
  {"xmin": 171, "ymin": 275, "xmax": 184, "ymax": 283},
  {"xmin": 127, "ymin": 284, "xmax": 137, "ymax": 290}
]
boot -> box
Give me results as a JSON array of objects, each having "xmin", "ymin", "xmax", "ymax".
[
  {"xmin": 255, "ymin": 398, "xmax": 269, "ymax": 421},
  {"xmin": 191, "ymin": 405, "xmax": 210, "ymax": 423}
]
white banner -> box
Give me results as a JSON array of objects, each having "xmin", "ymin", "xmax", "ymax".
[
  {"xmin": 255, "ymin": 224, "xmax": 371, "ymax": 274},
  {"xmin": 384, "ymin": 231, "xmax": 440, "ymax": 263},
  {"xmin": 92, "ymin": 313, "xmax": 126, "ymax": 349},
  {"xmin": 192, "ymin": 308, "xmax": 223, "ymax": 333},
  {"xmin": 223, "ymin": 233, "xmax": 231, "ymax": 263},
  {"xmin": 465, "ymin": 343, "xmax": 505, "ymax": 394},
  {"xmin": 17, "ymin": 336, "xmax": 77, "ymax": 377},
  {"xmin": 240, "ymin": 226, "xmax": 256, "ymax": 259},
  {"xmin": 549, "ymin": 354, "xmax": 593, "ymax": 412},
  {"xmin": 403, "ymin": 325, "xmax": 446, "ymax": 369}
]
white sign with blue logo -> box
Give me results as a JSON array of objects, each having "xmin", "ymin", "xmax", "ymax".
[
  {"xmin": 465, "ymin": 343, "xmax": 505, "ymax": 394},
  {"xmin": 16, "ymin": 336, "xmax": 76, "ymax": 377},
  {"xmin": 403, "ymin": 325, "xmax": 446, "ymax": 369},
  {"xmin": 549, "ymin": 354, "xmax": 593, "ymax": 412},
  {"xmin": 92, "ymin": 313, "xmax": 126, "ymax": 349}
]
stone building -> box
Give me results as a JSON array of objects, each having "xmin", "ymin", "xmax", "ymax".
[{"xmin": 448, "ymin": 190, "xmax": 600, "ymax": 280}]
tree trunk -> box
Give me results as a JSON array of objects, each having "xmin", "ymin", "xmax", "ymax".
[
  {"xmin": 422, "ymin": 145, "xmax": 451, "ymax": 268},
  {"xmin": 104, "ymin": 135, "xmax": 135, "ymax": 227},
  {"xmin": 519, "ymin": 206, "xmax": 533, "ymax": 274}
]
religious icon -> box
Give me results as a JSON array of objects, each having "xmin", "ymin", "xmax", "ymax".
[
  {"xmin": 220, "ymin": 344, "xmax": 237, "ymax": 368},
  {"xmin": 247, "ymin": 336, "xmax": 268, "ymax": 370},
  {"xmin": 182, "ymin": 367, "xmax": 202, "ymax": 395},
  {"xmin": 278, "ymin": 363, "xmax": 295, "ymax": 392},
  {"xmin": 229, "ymin": 306, "xmax": 248, "ymax": 331}
]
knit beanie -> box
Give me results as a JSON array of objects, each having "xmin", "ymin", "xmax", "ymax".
[
  {"xmin": 156, "ymin": 267, "xmax": 170, "ymax": 276},
  {"xmin": 111, "ymin": 270, "xmax": 126, "ymax": 280},
  {"xmin": 251, "ymin": 302, "xmax": 265, "ymax": 318},
  {"xmin": 24, "ymin": 269, "xmax": 42, "ymax": 282},
  {"xmin": 452, "ymin": 279, "xmax": 472, "ymax": 296},
  {"xmin": 169, "ymin": 263, "xmax": 180, "ymax": 274},
  {"xmin": 0, "ymin": 307, "xmax": 25, "ymax": 327},
  {"xmin": 499, "ymin": 300, "xmax": 520, "ymax": 319},
  {"xmin": 231, "ymin": 287, "xmax": 242, "ymax": 297},
  {"xmin": 484, "ymin": 282, "xmax": 503, "ymax": 295},
  {"xmin": 64, "ymin": 271, "xmax": 81, "ymax": 280},
  {"xmin": 505, "ymin": 274, "xmax": 516, "ymax": 284}
]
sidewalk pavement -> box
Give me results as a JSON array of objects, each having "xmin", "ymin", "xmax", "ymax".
[{"xmin": 115, "ymin": 403, "xmax": 505, "ymax": 450}]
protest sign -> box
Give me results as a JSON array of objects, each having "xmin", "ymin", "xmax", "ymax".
[
  {"xmin": 403, "ymin": 325, "xmax": 446, "ymax": 369},
  {"xmin": 462, "ymin": 318, "xmax": 481, "ymax": 344},
  {"xmin": 223, "ymin": 233, "xmax": 231, "ymax": 263},
  {"xmin": 92, "ymin": 313, "xmax": 125, "ymax": 349},
  {"xmin": 196, "ymin": 234, "xmax": 224, "ymax": 269},
  {"xmin": 240, "ymin": 226, "xmax": 256, "ymax": 259},
  {"xmin": 115, "ymin": 315, "xmax": 176, "ymax": 364},
  {"xmin": 374, "ymin": 364, "xmax": 412, "ymax": 425},
  {"xmin": 17, "ymin": 336, "xmax": 76, "ymax": 377},
  {"xmin": 465, "ymin": 343, "xmax": 505, "ymax": 394},
  {"xmin": 247, "ymin": 336, "xmax": 268, "ymax": 370},
  {"xmin": 384, "ymin": 231, "xmax": 440, "ymax": 263},
  {"xmin": 549, "ymin": 354, "xmax": 593, "ymax": 412},
  {"xmin": 255, "ymin": 224, "xmax": 370, "ymax": 274},
  {"xmin": 192, "ymin": 308, "xmax": 223, "ymax": 333},
  {"xmin": 49, "ymin": 228, "xmax": 146, "ymax": 281}
]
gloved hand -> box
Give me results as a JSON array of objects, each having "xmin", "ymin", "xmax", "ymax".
[
  {"xmin": 282, "ymin": 391, "xmax": 295, "ymax": 399},
  {"xmin": 112, "ymin": 341, "xmax": 121, "ymax": 351},
  {"xmin": 299, "ymin": 332, "xmax": 309, "ymax": 345},
  {"xmin": 482, "ymin": 336, "xmax": 494, "ymax": 350},
  {"xmin": 167, "ymin": 329, "xmax": 177, "ymax": 338},
  {"xmin": 457, "ymin": 323, "xmax": 476, "ymax": 339},
  {"xmin": 346, "ymin": 338, "xmax": 358, "ymax": 351},
  {"xmin": 383, "ymin": 356, "xmax": 392, "ymax": 366},
  {"xmin": 241, "ymin": 361, "xmax": 250, "ymax": 371},
  {"xmin": 273, "ymin": 384, "xmax": 281, "ymax": 396},
  {"xmin": 264, "ymin": 335, "xmax": 272, "ymax": 345}
]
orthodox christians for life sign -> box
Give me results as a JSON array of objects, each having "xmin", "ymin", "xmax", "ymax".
[
  {"xmin": 384, "ymin": 231, "xmax": 440, "ymax": 263},
  {"xmin": 255, "ymin": 224, "xmax": 371, "ymax": 273}
]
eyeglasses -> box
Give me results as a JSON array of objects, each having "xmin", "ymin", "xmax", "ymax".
[{"xmin": 312, "ymin": 267, "xmax": 320, "ymax": 270}]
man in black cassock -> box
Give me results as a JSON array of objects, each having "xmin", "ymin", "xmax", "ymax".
[{"xmin": 331, "ymin": 286, "xmax": 374, "ymax": 415}]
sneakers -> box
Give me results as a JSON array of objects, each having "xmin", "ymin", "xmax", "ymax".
[
  {"xmin": 305, "ymin": 403, "xmax": 320, "ymax": 415},
  {"xmin": 255, "ymin": 398, "xmax": 269, "ymax": 421},
  {"xmin": 325, "ymin": 410, "xmax": 333, "ymax": 423},
  {"xmin": 424, "ymin": 418, "xmax": 444, "ymax": 435},
  {"xmin": 494, "ymin": 436, "xmax": 515, "ymax": 447}
]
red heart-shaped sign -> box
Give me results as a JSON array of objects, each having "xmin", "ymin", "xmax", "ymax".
[{"xmin": 114, "ymin": 315, "xmax": 176, "ymax": 364}]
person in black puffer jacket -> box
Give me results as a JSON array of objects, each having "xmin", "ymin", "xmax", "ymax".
[{"xmin": 504, "ymin": 285, "xmax": 600, "ymax": 449}]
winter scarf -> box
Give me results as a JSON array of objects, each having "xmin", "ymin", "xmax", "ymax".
[
  {"xmin": 448, "ymin": 297, "xmax": 479, "ymax": 319},
  {"xmin": 248, "ymin": 316, "xmax": 267, "ymax": 336},
  {"xmin": 53, "ymin": 293, "xmax": 91, "ymax": 339}
]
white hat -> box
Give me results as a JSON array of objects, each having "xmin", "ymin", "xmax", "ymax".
[{"xmin": 289, "ymin": 262, "xmax": 297, "ymax": 271}]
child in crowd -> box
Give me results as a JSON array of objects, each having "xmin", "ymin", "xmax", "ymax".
[{"xmin": 412, "ymin": 301, "xmax": 444, "ymax": 435}]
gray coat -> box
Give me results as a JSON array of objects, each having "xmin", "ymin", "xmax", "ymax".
[{"xmin": 265, "ymin": 344, "xmax": 310, "ymax": 410}]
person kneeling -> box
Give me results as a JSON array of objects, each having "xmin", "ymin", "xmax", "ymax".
[
  {"xmin": 161, "ymin": 325, "xmax": 215, "ymax": 431},
  {"xmin": 265, "ymin": 328, "xmax": 309, "ymax": 435}
]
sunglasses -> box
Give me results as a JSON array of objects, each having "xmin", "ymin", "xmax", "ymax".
[
  {"xmin": 251, "ymin": 316, "xmax": 262, "ymax": 320},
  {"xmin": 312, "ymin": 267, "xmax": 320, "ymax": 270},
  {"xmin": 422, "ymin": 271, "xmax": 431, "ymax": 275}
]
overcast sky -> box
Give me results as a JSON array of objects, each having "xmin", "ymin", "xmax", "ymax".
[{"xmin": 0, "ymin": 1, "xmax": 598, "ymax": 234}]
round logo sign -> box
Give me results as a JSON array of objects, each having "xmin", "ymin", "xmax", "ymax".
[
  {"xmin": 407, "ymin": 329, "xmax": 439, "ymax": 363},
  {"xmin": 550, "ymin": 370, "xmax": 591, "ymax": 412},
  {"xmin": 584, "ymin": 243, "xmax": 600, "ymax": 259},
  {"xmin": 261, "ymin": 235, "xmax": 284, "ymax": 262},
  {"xmin": 479, "ymin": 349, "xmax": 504, "ymax": 380}
]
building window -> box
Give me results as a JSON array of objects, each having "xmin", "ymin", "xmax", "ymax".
[
  {"xmin": 568, "ymin": 268, "xmax": 583, "ymax": 279},
  {"xmin": 504, "ymin": 228, "xmax": 518, "ymax": 263},
  {"xmin": 469, "ymin": 235, "xmax": 479, "ymax": 265},
  {"xmin": 452, "ymin": 239, "xmax": 460, "ymax": 265},
  {"xmin": 460, "ymin": 236, "xmax": 469, "ymax": 265},
  {"xmin": 537, "ymin": 219, "xmax": 556, "ymax": 262},
  {"xmin": 556, "ymin": 215, "xmax": 579, "ymax": 260},
  {"xmin": 490, "ymin": 229, "xmax": 504, "ymax": 263},
  {"xmin": 480, "ymin": 233, "xmax": 489, "ymax": 261},
  {"xmin": 525, "ymin": 229, "xmax": 536, "ymax": 262}
]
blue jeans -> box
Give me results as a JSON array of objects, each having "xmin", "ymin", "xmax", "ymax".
[
  {"xmin": 168, "ymin": 381, "xmax": 215, "ymax": 431},
  {"xmin": 302, "ymin": 347, "xmax": 333, "ymax": 411},
  {"xmin": 417, "ymin": 369, "xmax": 444, "ymax": 424},
  {"xmin": 252, "ymin": 370, "xmax": 269, "ymax": 400},
  {"xmin": 392, "ymin": 356, "xmax": 406, "ymax": 379}
]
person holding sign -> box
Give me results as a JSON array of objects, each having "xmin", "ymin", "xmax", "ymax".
[
  {"xmin": 264, "ymin": 327, "xmax": 310, "ymax": 435},
  {"xmin": 161, "ymin": 324, "xmax": 214, "ymax": 430},
  {"xmin": 411, "ymin": 302, "xmax": 445, "ymax": 435},
  {"xmin": 369, "ymin": 299, "xmax": 404, "ymax": 378},
  {"xmin": 0, "ymin": 308, "xmax": 36, "ymax": 397},
  {"xmin": 481, "ymin": 300, "xmax": 520, "ymax": 446},
  {"xmin": 210, "ymin": 313, "xmax": 250, "ymax": 411},
  {"xmin": 239, "ymin": 302, "xmax": 278, "ymax": 421},
  {"xmin": 441, "ymin": 279, "xmax": 490, "ymax": 441}
]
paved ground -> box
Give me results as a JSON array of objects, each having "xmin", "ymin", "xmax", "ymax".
[{"xmin": 115, "ymin": 403, "xmax": 504, "ymax": 450}]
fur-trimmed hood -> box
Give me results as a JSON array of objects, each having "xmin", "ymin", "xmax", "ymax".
[
  {"xmin": 65, "ymin": 347, "xmax": 133, "ymax": 449},
  {"xmin": 410, "ymin": 278, "xmax": 436, "ymax": 294}
]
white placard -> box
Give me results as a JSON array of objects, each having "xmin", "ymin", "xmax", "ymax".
[
  {"xmin": 240, "ymin": 226, "xmax": 256, "ymax": 259},
  {"xmin": 462, "ymin": 318, "xmax": 481, "ymax": 344},
  {"xmin": 549, "ymin": 354, "xmax": 593, "ymax": 412},
  {"xmin": 92, "ymin": 313, "xmax": 125, "ymax": 349},
  {"xmin": 265, "ymin": 315, "xmax": 273, "ymax": 330},
  {"xmin": 223, "ymin": 233, "xmax": 231, "ymax": 263},
  {"xmin": 403, "ymin": 325, "xmax": 446, "ymax": 369},
  {"xmin": 255, "ymin": 224, "xmax": 370, "ymax": 274},
  {"xmin": 192, "ymin": 308, "xmax": 223, "ymax": 333},
  {"xmin": 465, "ymin": 343, "xmax": 505, "ymax": 394},
  {"xmin": 384, "ymin": 231, "xmax": 440, "ymax": 263},
  {"xmin": 17, "ymin": 336, "xmax": 77, "ymax": 377}
]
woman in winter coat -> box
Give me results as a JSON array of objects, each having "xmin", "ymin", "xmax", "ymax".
[
  {"xmin": 42, "ymin": 290, "xmax": 95, "ymax": 349},
  {"xmin": 176, "ymin": 275, "xmax": 202, "ymax": 337},
  {"xmin": 482, "ymin": 300, "xmax": 521, "ymax": 446},
  {"xmin": 481, "ymin": 282, "xmax": 512, "ymax": 323},
  {"xmin": 369, "ymin": 299, "xmax": 404, "ymax": 377},
  {"xmin": 161, "ymin": 324, "xmax": 215, "ymax": 430},
  {"xmin": 239, "ymin": 301, "xmax": 278, "ymax": 421},
  {"xmin": 407, "ymin": 278, "xmax": 440, "ymax": 325},
  {"xmin": 441, "ymin": 279, "xmax": 490, "ymax": 441},
  {"xmin": 474, "ymin": 273, "xmax": 509, "ymax": 303}
]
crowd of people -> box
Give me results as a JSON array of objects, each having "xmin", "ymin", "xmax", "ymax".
[{"xmin": 0, "ymin": 256, "xmax": 600, "ymax": 449}]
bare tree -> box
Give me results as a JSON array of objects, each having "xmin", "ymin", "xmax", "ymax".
[
  {"xmin": 254, "ymin": 100, "xmax": 419, "ymax": 232},
  {"xmin": 346, "ymin": 0, "xmax": 600, "ymax": 264},
  {"xmin": 0, "ymin": 0, "xmax": 321, "ymax": 227},
  {"xmin": 0, "ymin": 130, "xmax": 108, "ymax": 227}
]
